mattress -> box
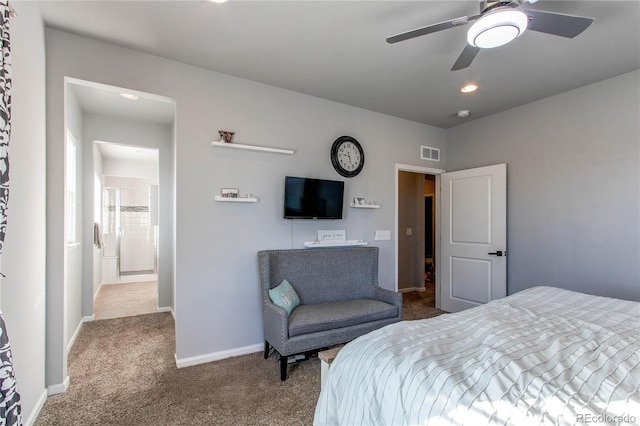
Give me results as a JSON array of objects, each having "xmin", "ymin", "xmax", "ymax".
[{"xmin": 314, "ymin": 286, "xmax": 639, "ymax": 425}]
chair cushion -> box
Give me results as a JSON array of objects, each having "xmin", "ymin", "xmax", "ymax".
[
  {"xmin": 268, "ymin": 279, "xmax": 300, "ymax": 315},
  {"xmin": 288, "ymin": 299, "xmax": 397, "ymax": 337}
]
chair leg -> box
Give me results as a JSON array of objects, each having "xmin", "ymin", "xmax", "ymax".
[
  {"xmin": 264, "ymin": 341, "xmax": 270, "ymax": 359},
  {"xmin": 280, "ymin": 355, "xmax": 288, "ymax": 381}
]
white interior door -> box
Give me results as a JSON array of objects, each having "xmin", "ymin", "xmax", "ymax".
[{"xmin": 440, "ymin": 163, "xmax": 507, "ymax": 312}]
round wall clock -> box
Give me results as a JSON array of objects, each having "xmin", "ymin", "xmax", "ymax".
[{"xmin": 330, "ymin": 136, "xmax": 365, "ymax": 178}]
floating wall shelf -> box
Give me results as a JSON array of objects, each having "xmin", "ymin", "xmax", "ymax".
[
  {"xmin": 211, "ymin": 141, "xmax": 294, "ymax": 155},
  {"xmin": 350, "ymin": 203, "xmax": 380, "ymax": 209},
  {"xmin": 304, "ymin": 240, "xmax": 368, "ymax": 248},
  {"xmin": 214, "ymin": 195, "xmax": 258, "ymax": 203}
]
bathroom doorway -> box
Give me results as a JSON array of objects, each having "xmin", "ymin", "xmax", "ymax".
[{"xmin": 94, "ymin": 142, "xmax": 160, "ymax": 319}]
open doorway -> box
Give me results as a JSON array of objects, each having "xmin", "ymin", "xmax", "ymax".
[
  {"xmin": 94, "ymin": 142, "xmax": 159, "ymax": 320},
  {"xmin": 424, "ymin": 175, "xmax": 436, "ymax": 303},
  {"xmin": 395, "ymin": 164, "xmax": 445, "ymax": 311},
  {"xmin": 47, "ymin": 78, "xmax": 175, "ymax": 396}
]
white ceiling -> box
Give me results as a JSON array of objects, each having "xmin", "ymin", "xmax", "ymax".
[
  {"xmin": 39, "ymin": 1, "xmax": 640, "ymax": 129},
  {"xmin": 68, "ymin": 80, "xmax": 170, "ymax": 163},
  {"xmin": 70, "ymin": 81, "xmax": 175, "ymax": 125}
]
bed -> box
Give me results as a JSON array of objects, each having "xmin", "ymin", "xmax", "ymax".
[{"xmin": 314, "ymin": 286, "xmax": 639, "ymax": 425}]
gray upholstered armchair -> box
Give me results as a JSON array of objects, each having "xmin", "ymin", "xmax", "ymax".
[{"xmin": 258, "ymin": 246, "xmax": 402, "ymax": 380}]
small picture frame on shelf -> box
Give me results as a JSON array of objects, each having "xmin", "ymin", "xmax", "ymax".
[
  {"xmin": 353, "ymin": 197, "xmax": 366, "ymax": 206},
  {"xmin": 220, "ymin": 188, "xmax": 239, "ymax": 198}
]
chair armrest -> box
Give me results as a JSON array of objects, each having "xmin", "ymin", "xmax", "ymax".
[
  {"xmin": 263, "ymin": 301, "xmax": 289, "ymax": 349},
  {"xmin": 372, "ymin": 286, "xmax": 403, "ymax": 316}
]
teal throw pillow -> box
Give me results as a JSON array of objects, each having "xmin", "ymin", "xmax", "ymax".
[{"xmin": 268, "ymin": 279, "xmax": 300, "ymax": 315}]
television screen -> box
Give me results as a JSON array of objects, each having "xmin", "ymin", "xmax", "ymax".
[{"xmin": 284, "ymin": 176, "xmax": 344, "ymax": 219}]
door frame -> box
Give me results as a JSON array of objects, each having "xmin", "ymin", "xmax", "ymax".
[{"xmin": 395, "ymin": 164, "xmax": 445, "ymax": 309}]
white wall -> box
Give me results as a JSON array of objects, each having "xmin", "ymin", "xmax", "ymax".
[
  {"xmin": 45, "ymin": 28, "xmax": 447, "ymax": 367},
  {"xmin": 447, "ymin": 70, "xmax": 640, "ymax": 301},
  {"xmin": 2, "ymin": 2, "xmax": 48, "ymax": 424}
]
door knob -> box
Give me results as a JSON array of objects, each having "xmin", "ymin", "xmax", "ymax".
[{"xmin": 488, "ymin": 250, "xmax": 503, "ymax": 256}]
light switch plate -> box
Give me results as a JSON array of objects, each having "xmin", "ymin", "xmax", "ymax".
[
  {"xmin": 375, "ymin": 230, "xmax": 391, "ymax": 240},
  {"xmin": 406, "ymin": 228, "xmax": 412, "ymax": 236}
]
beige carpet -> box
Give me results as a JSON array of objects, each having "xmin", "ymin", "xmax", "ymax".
[
  {"xmin": 36, "ymin": 312, "xmax": 321, "ymax": 426},
  {"xmin": 36, "ymin": 294, "xmax": 444, "ymax": 425},
  {"xmin": 94, "ymin": 281, "xmax": 158, "ymax": 320}
]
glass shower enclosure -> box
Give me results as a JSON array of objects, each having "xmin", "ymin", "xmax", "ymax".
[{"xmin": 102, "ymin": 184, "xmax": 158, "ymax": 279}]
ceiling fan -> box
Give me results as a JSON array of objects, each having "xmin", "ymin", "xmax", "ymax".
[{"xmin": 386, "ymin": 0, "xmax": 594, "ymax": 71}]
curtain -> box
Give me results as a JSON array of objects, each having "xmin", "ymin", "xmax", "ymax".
[
  {"xmin": 0, "ymin": 2, "xmax": 22, "ymax": 425},
  {"xmin": 0, "ymin": 0, "xmax": 10, "ymax": 251}
]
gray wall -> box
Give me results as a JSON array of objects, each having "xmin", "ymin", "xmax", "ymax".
[
  {"xmin": 1, "ymin": 1, "xmax": 48, "ymax": 423},
  {"xmin": 92, "ymin": 143, "xmax": 104, "ymax": 299},
  {"xmin": 64, "ymin": 84, "xmax": 84, "ymax": 360},
  {"xmin": 45, "ymin": 29, "xmax": 447, "ymax": 368},
  {"xmin": 447, "ymin": 70, "xmax": 640, "ymax": 301}
]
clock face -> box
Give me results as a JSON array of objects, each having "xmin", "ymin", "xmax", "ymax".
[{"xmin": 331, "ymin": 136, "xmax": 364, "ymax": 178}]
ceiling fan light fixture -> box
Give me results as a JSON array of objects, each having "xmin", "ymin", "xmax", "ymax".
[{"xmin": 467, "ymin": 8, "xmax": 528, "ymax": 49}]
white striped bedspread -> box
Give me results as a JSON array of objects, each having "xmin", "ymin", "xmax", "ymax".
[{"xmin": 314, "ymin": 286, "xmax": 639, "ymax": 426}]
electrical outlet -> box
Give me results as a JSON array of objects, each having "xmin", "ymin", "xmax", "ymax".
[{"xmin": 406, "ymin": 228, "xmax": 412, "ymax": 236}]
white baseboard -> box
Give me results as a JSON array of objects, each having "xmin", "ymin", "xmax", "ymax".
[
  {"xmin": 83, "ymin": 314, "xmax": 95, "ymax": 322},
  {"xmin": 47, "ymin": 375, "xmax": 70, "ymax": 396},
  {"xmin": 67, "ymin": 320, "xmax": 83, "ymax": 353},
  {"xmin": 24, "ymin": 388, "xmax": 47, "ymax": 426},
  {"xmin": 175, "ymin": 343, "xmax": 263, "ymax": 369},
  {"xmin": 399, "ymin": 287, "xmax": 426, "ymax": 293},
  {"xmin": 157, "ymin": 306, "xmax": 174, "ymax": 319}
]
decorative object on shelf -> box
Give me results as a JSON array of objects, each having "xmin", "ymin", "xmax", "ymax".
[
  {"xmin": 352, "ymin": 197, "xmax": 366, "ymax": 206},
  {"xmin": 317, "ymin": 230, "xmax": 347, "ymax": 244},
  {"xmin": 220, "ymin": 188, "xmax": 239, "ymax": 198},
  {"xmin": 218, "ymin": 130, "xmax": 235, "ymax": 144},
  {"xmin": 331, "ymin": 135, "xmax": 364, "ymax": 178},
  {"xmin": 211, "ymin": 141, "xmax": 294, "ymax": 155}
]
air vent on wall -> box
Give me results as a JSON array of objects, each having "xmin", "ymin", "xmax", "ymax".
[{"xmin": 421, "ymin": 146, "xmax": 440, "ymax": 162}]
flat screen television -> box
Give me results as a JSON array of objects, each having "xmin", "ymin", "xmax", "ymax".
[{"xmin": 283, "ymin": 176, "xmax": 344, "ymax": 219}]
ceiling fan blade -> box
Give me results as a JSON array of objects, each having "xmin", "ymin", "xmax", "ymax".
[
  {"xmin": 525, "ymin": 9, "xmax": 594, "ymax": 38},
  {"xmin": 386, "ymin": 15, "xmax": 479, "ymax": 44},
  {"xmin": 451, "ymin": 44, "xmax": 481, "ymax": 71}
]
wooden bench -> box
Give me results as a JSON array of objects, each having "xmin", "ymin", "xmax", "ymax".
[{"xmin": 319, "ymin": 346, "xmax": 342, "ymax": 389}]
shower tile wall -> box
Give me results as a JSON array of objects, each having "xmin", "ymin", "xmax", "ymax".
[{"xmin": 120, "ymin": 188, "xmax": 155, "ymax": 273}]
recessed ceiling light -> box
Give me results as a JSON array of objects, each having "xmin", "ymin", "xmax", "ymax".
[
  {"xmin": 133, "ymin": 149, "xmax": 146, "ymax": 155},
  {"xmin": 209, "ymin": 0, "xmax": 228, "ymax": 3},
  {"xmin": 120, "ymin": 93, "xmax": 139, "ymax": 100},
  {"xmin": 461, "ymin": 83, "xmax": 478, "ymax": 93},
  {"xmin": 457, "ymin": 110, "xmax": 470, "ymax": 118}
]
